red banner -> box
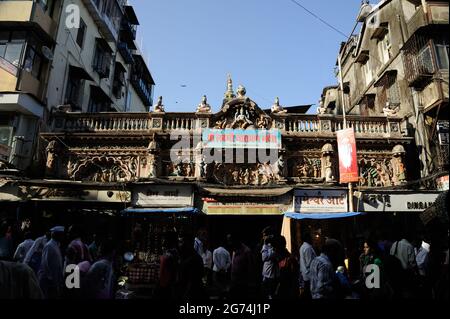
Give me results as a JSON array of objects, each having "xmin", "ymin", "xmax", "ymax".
[{"xmin": 337, "ymin": 128, "xmax": 359, "ymax": 183}]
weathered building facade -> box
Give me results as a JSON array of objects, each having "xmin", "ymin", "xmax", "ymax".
[{"xmin": 320, "ymin": 0, "xmax": 448, "ymax": 186}]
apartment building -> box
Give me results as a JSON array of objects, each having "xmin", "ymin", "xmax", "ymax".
[
  {"xmin": 320, "ymin": 0, "xmax": 448, "ymax": 186},
  {"xmin": 0, "ymin": 0, "xmax": 64, "ymax": 170},
  {"xmin": 0, "ymin": 0, "xmax": 155, "ymax": 172}
]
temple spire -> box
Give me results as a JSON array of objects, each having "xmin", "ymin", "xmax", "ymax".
[{"xmin": 224, "ymin": 74, "xmax": 236, "ymax": 101}]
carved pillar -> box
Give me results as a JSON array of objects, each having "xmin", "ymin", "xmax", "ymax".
[
  {"xmin": 321, "ymin": 143, "xmax": 336, "ymax": 183},
  {"xmin": 391, "ymin": 144, "xmax": 407, "ymax": 185}
]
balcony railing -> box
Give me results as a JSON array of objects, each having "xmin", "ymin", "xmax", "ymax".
[
  {"xmin": 407, "ymin": 3, "xmax": 449, "ymax": 36},
  {"xmin": 117, "ymin": 42, "xmax": 134, "ymax": 64},
  {"xmin": 49, "ymin": 112, "xmax": 406, "ymax": 139},
  {"xmin": 81, "ymin": 0, "xmax": 120, "ymax": 42},
  {"xmin": 283, "ymin": 115, "xmax": 403, "ymax": 138},
  {"xmin": 131, "ymin": 75, "xmax": 153, "ymax": 106}
]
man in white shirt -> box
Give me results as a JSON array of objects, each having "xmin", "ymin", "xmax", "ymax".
[
  {"xmin": 212, "ymin": 243, "xmax": 231, "ymax": 299},
  {"xmin": 299, "ymin": 232, "xmax": 316, "ymax": 299},
  {"xmin": 13, "ymin": 232, "xmax": 34, "ymax": 263}
]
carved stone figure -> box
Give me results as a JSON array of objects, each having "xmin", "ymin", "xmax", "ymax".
[
  {"xmin": 148, "ymin": 134, "xmax": 159, "ymax": 151},
  {"xmin": 383, "ymin": 103, "xmax": 399, "ymax": 117},
  {"xmin": 391, "ymin": 145, "xmax": 406, "ymax": 185},
  {"xmin": 154, "ymin": 96, "xmax": 165, "ymax": 112},
  {"xmin": 231, "ymin": 106, "xmax": 253, "ymax": 129},
  {"xmin": 236, "ymin": 85, "xmax": 246, "ymax": 98},
  {"xmin": 148, "ymin": 156, "xmax": 157, "ymax": 178},
  {"xmin": 197, "ymin": 95, "xmax": 212, "ymax": 113},
  {"xmin": 276, "ymin": 155, "xmax": 286, "ymax": 179},
  {"xmin": 317, "ymin": 100, "xmax": 327, "ymax": 114},
  {"xmin": 45, "ymin": 140, "xmax": 59, "ymax": 176},
  {"xmin": 376, "ymin": 161, "xmax": 391, "ymax": 187},
  {"xmin": 321, "ymin": 144, "xmax": 336, "ymax": 183},
  {"xmin": 271, "ymin": 97, "xmax": 287, "ymax": 114}
]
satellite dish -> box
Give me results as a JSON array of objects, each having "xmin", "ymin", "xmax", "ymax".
[{"xmin": 41, "ymin": 46, "xmax": 54, "ymax": 61}]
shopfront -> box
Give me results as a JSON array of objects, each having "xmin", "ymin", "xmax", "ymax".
[
  {"xmin": 120, "ymin": 183, "xmax": 198, "ymax": 291},
  {"xmin": 197, "ymin": 187, "xmax": 292, "ymax": 250}
]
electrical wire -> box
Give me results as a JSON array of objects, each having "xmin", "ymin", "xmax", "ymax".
[{"xmin": 288, "ymin": 0, "xmax": 349, "ymax": 39}]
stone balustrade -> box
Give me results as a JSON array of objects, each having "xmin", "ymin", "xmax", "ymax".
[{"xmin": 50, "ymin": 111, "xmax": 405, "ymax": 138}]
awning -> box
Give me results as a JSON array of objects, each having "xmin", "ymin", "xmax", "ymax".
[
  {"xmin": 69, "ymin": 65, "xmax": 93, "ymax": 81},
  {"xmin": 284, "ymin": 212, "xmax": 363, "ymax": 220},
  {"xmin": 95, "ymin": 37, "xmax": 114, "ymax": 53},
  {"xmin": 201, "ymin": 187, "xmax": 292, "ymax": 197},
  {"xmin": 90, "ymin": 85, "xmax": 113, "ymax": 103},
  {"xmin": 121, "ymin": 207, "xmax": 200, "ymax": 216}
]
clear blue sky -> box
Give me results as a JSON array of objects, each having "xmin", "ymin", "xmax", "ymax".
[{"xmin": 129, "ymin": 0, "xmax": 363, "ymax": 113}]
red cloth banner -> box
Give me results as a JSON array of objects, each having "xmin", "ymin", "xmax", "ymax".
[{"xmin": 337, "ymin": 128, "xmax": 359, "ymax": 183}]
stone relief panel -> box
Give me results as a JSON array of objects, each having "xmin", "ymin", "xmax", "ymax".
[{"xmin": 68, "ymin": 155, "xmax": 139, "ymax": 182}]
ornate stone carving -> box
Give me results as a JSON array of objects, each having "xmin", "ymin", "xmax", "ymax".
[
  {"xmin": 212, "ymin": 163, "xmax": 277, "ymax": 186},
  {"xmin": 321, "ymin": 144, "xmax": 336, "ymax": 183},
  {"xmin": 317, "ymin": 100, "xmax": 327, "ymax": 114},
  {"xmin": 214, "ymin": 98, "xmax": 272, "ymax": 130},
  {"xmin": 45, "ymin": 140, "xmax": 61, "ymax": 177},
  {"xmin": 295, "ymin": 158, "xmax": 322, "ymax": 178},
  {"xmin": 69, "ymin": 156, "xmax": 138, "ymax": 182},
  {"xmin": 391, "ymin": 144, "xmax": 406, "ymax": 185},
  {"xmin": 236, "ymin": 85, "xmax": 246, "ymax": 98},
  {"xmin": 224, "ymin": 74, "xmax": 236, "ymax": 101},
  {"xmin": 153, "ymin": 96, "xmax": 165, "ymax": 113},
  {"xmin": 197, "ymin": 95, "xmax": 212, "ymax": 113},
  {"xmin": 271, "ymin": 97, "xmax": 287, "ymax": 114}
]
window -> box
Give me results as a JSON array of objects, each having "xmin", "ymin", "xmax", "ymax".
[
  {"xmin": 378, "ymin": 32, "xmax": 391, "ymax": 65},
  {"xmin": 362, "ymin": 61, "xmax": 373, "ymax": 86},
  {"xmin": 92, "ymin": 42, "xmax": 112, "ymax": 79},
  {"xmin": 76, "ymin": 18, "xmax": 87, "ymax": 48},
  {"xmin": 88, "ymin": 86, "xmax": 111, "ymax": 113},
  {"xmin": 65, "ymin": 77, "xmax": 83, "ymax": 111},
  {"xmin": 435, "ymin": 43, "xmax": 449, "ymax": 70},
  {"xmin": 0, "ymin": 31, "xmax": 29, "ymax": 68},
  {"xmin": 376, "ymin": 71, "xmax": 400, "ymax": 110},
  {"xmin": 0, "ymin": 126, "xmax": 13, "ymax": 148},
  {"xmin": 418, "ymin": 45, "xmax": 434, "ymax": 74},
  {"xmin": 23, "ymin": 45, "xmax": 43, "ymax": 79}
]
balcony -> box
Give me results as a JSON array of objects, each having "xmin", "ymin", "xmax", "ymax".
[
  {"xmin": 48, "ymin": 112, "xmax": 406, "ymax": 140},
  {"xmin": 407, "ymin": 3, "xmax": 449, "ymax": 36},
  {"xmin": 0, "ymin": 58, "xmax": 46, "ymax": 104},
  {"xmin": 0, "ymin": 0, "xmax": 57, "ymax": 40},
  {"xmin": 117, "ymin": 42, "xmax": 134, "ymax": 64},
  {"xmin": 81, "ymin": 0, "xmax": 120, "ymax": 42},
  {"xmin": 120, "ymin": 19, "xmax": 137, "ymax": 42},
  {"xmin": 131, "ymin": 75, "xmax": 153, "ymax": 107}
]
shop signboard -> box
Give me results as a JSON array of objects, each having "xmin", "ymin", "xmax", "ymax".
[
  {"xmin": 356, "ymin": 192, "xmax": 440, "ymax": 212},
  {"xmin": 202, "ymin": 129, "xmax": 281, "ymax": 149},
  {"xmin": 19, "ymin": 186, "xmax": 131, "ymax": 202},
  {"xmin": 293, "ymin": 189, "xmax": 348, "ymax": 213},
  {"xmin": 133, "ymin": 185, "xmax": 193, "ymax": 207},
  {"xmin": 201, "ymin": 195, "xmax": 291, "ymax": 215},
  {"xmin": 337, "ymin": 128, "xmax": 359, "ymax": 183}
]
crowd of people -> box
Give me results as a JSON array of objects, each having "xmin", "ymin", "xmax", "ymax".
[{"xmin": 0, "ymin": 218, "xmax": 448, "ymax": 300}]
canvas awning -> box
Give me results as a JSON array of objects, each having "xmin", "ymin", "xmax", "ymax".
[
  {"xmin": 200, "ymin": 187, "xmax": 292, "ymax": 197},
  {"xmin": 284, "ymin": 212, "xmax": 363, "ymax": 220}
]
